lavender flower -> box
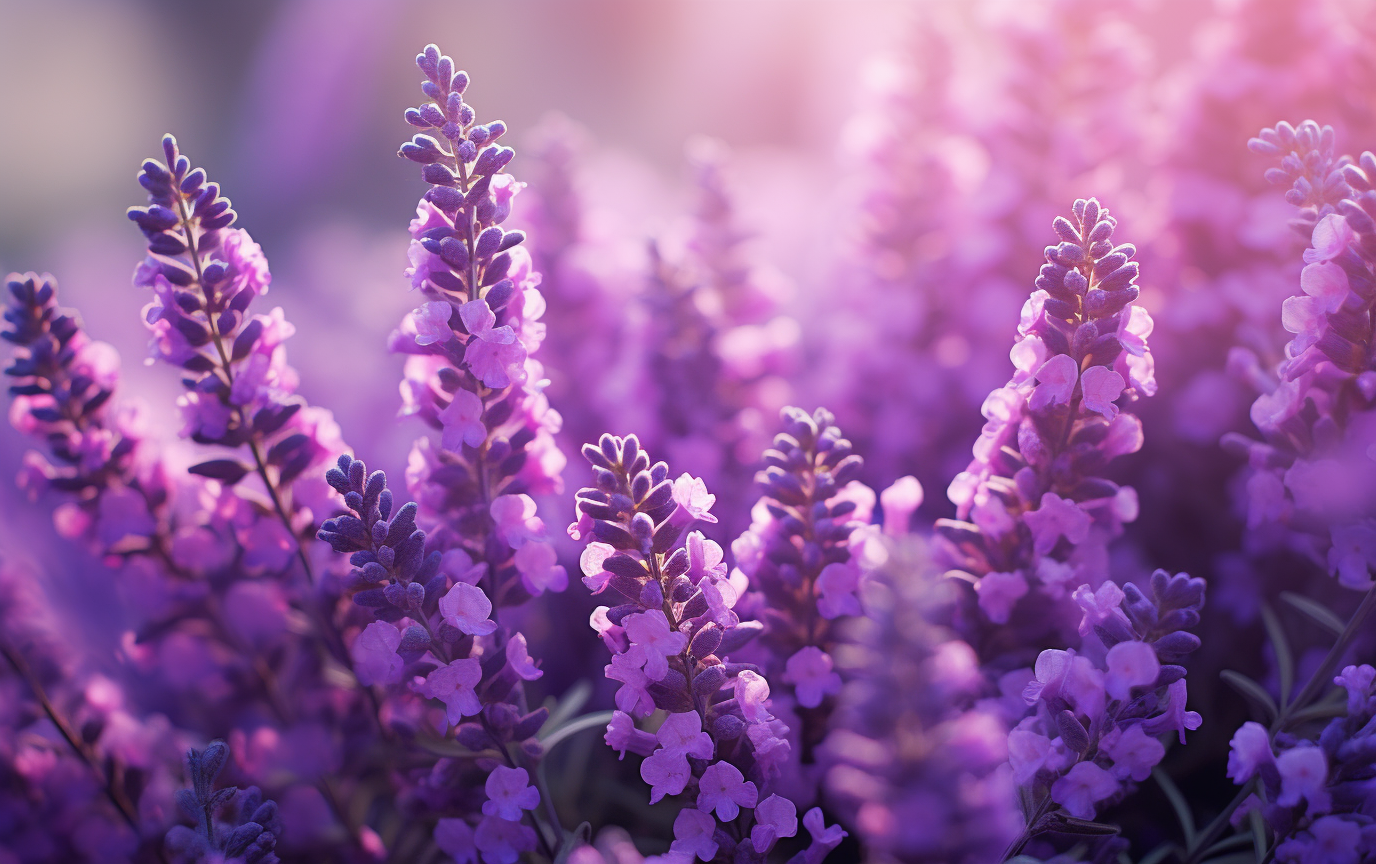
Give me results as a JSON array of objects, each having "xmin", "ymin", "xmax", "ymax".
[
  {"xmin": 573, "ymin": 432, "xmax": 844, "ymax": 862},
  {"xmin": 822, "ymin": 537, "xmax": 1021, "ymax": 863},
  {"xmin": 816, "ymin": 3, "xmax": 1154, "ymax": 498},
  {"xmin": 127, "ymin": 134, "xmax": 346, "ymax": 581},
  {"xmin": 1007, "ymin": 571, "xmax": 1205, "ymax": 853},
  {"xmin": 731, "ymin": 407, "xmax": 872, "ymax": 771},
  {"xmin": 318, "ymin": 454, "xmax": 560, "ymax": 858},
  {"xmin": 1224, "ymin": 665, "xmax": 1376, "ymax": 863},
  {"xmin": 165, "ymin": 740, "xmax": 281, "ymax": 864},
  {"xmin": 1225, "ymin": 121, "xmax": 1376, "ymax": 591},
  {"xmin": 393, "ymin": 44, "xmax": 566, "ymax": 611},
  {"xmin": 614, "ymin": 143, "xmax": 799, "ymax": 529},
  {"xmin": 936, "ymin": 198, "xmax": 1153, "ymax": 659},
  {"xmin": 0, "ymin": 559, "xmax": 187, "ymax": 863},
  {"xmin": 3, "ymin": 271, "xmax": 169, "ymax": 553},
  {"xmin": 514, "ymin": 114, "xmax": 641, "ymax": 457}
]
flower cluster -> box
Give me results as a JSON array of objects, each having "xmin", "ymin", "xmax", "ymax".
[
  {"xmin": 936, "ymin": 198, "xmax": 1153, "ymax": 661},
  {"xmin": 514, "ymin": 114, "xmax": 639, "ymax": 456},
  {"xmin": 3, "ymin": 271, "xmax": 166, "ymax": 553},
  {"xmin": 0, "ymin": 558, "xmax": 186, "ymax": 863},
  {"xmin": 822, "ymin": 537, "xmax": 1021, "ymax": 864},
  {"xmin": 392, "ymin": 44, "xmax": 567, "ymax": 608},
  {"xmin": 128, "ymin": 134, "xmax": 345, "ymax": 578},
  {"xmin": 13, "ymin": 15, "xmax": 1376, "ymax": 864},
  {"xmin": 730, "ymin": 407, "xmax": 881, "ymax": 772},
  {"xmin": 318, "ymin": 454, "xmax": 558, "ymax": 863},
  {"xmin": 573, "ymin": 433, "xmax": 844, "ymax": 863},
  {"xmin": 611, "ymin": 143, "xmax": 799, "ymax": 529},
  {"xmin": 1227, "ymin": 664, "xmax": 1376, "ymax": 863},
  {"xmin": 165, "ymin": 740, "xmax": 282, "ymax": 864},
  {"xmin": 817, "ymin": 0, "xmax": 1153, "ymax": 498},
  {"xmin": 1010, "ymin": 571, "xmax": 1205, "ymax": 846},
  {"xmin": 1227, "ymin": 121, "xmax": 1376, "ymax": 591}
]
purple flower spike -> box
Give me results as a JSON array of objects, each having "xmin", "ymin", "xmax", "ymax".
[
  {"xmin": 1227, "ymin": 121, "xmax": 1376, "ymax": 592},
  {"xmin": 573, "ymin": 432, "xmax": 806, "ymax": 850},
  {"xmin": 936, "ymin": 198, "xmax": 1154, "ymax": 658},
  {"xmin": 3, "ymin": 272, "xmax": 163, "ymax": 554},
  {"xmin": 392, "ymin": 44, "xmax": 567, "ymax": 623},
  {"xmin": 731, "ymin": 406, "xmax": 873, "ymax": 775},
  {"xmin": 128, "ymin": 135, "xmax": 346, "ymax": 585}
]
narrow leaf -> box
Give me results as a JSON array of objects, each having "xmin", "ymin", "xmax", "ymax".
[
  {"xmin": 1138, "ymin": 844, "xmax": 1177, "ymax": 864},
  {"xmin": 1279, "ymin": 591, "xmax": 1345, "ymax": 637},
  {"xmin": 541, "ymin": 710, "xmax": 616, "ymax": 751},
  {"xmin": 1221, "ymin": 670, "xmax": 1278, "ymax": 723},
  {"xmin": 1260, "ymin": 604, "xmax": 1293, "ymax": 707},
  {"xmin": 553, "ymin": 822, "xmax": 593, "ymax": 864},
  {"xmin": 188, "ymin": 459, "xmax": 251, "ymax": 484},
  {"xmin": 1199, "ymin": 833, "xmax": 1256, "ymax": 859},
  {"xmin": 1153, "ymin": 767, "xmax": 1195, "ymax": 844},
  {"xmin": 1248, "ymin": 807, "xmax": 1269, "ymax": 861},
  {"xmin": 542, "ymin": 679, "xmax": 592, "ymax": 735}
]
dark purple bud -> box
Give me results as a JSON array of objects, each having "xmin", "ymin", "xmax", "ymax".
[
  {"xmin": 398, "ymin": 626, "xmax": 430, "ymax": 653},
  {"xmin": 690, "ymin": 625, "xmax": 722, "ymax": 657},
  {"xmin": 713, "ymin": 713, "xmax": 745, "ymax": 740},
  {"xmin": 694, "ymin": 663, "xmax": 727, "ymax": 695},
  {"xmin": 1056, "ymin": 710, "xmax": 1089, "ymax": 752}
]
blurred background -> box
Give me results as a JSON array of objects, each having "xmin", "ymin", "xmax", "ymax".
[
  {"xmin": 4, "ymin": 0, "xmax": 1374, "ymax": 854},
  {"xmin": 0, "ymin": 0, "xmax": 929, "ymax": 542}
]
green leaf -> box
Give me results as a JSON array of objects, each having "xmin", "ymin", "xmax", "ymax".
[
  {"xmin": 540, "ymin": 710, "xmax": 617, "ymax": 751},
  {"xmin": 1279, "ymin": 592, "xmax": 1345, "ymax": 637},
  {"xmin": 1046, "ymin": 813, "xmax": 1121, "ymax": 836},
  {"xmin": 1283, "ymin": 700, "xmax": 1348, "ymax": 727},
  {"xmin": 1261, "ymin": 604, "xmax": 1293, "ymax": 708},
  {"xmin": 1249, "ymin": 806, "xmax": 1269, "ymax": 861},
  {"xmin": 1153, "ymin": 767, "xmax": 1195, "ymax": 844},
  {"xmin": 1221, "ymin": 670, "xmax": 1278, "ymax": 723},
  {"xmin": 553, "ymin": 822, "xmax": 593, "ymax": 864},
  {"xmin": 1199, "ymin": 833, "xmax": 1255, "ymax": 859},
  {"xmin": 1138, "ymin": 843, "xmax": 1177, "ymax": 864},
  {"xmin": 541, "ymin": 680, "xmax": 593, "ymax": 735}
]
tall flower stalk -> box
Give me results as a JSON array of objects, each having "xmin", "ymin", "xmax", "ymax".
[
  {"xmin": 936, "ymin": 197, "xmax": 1154, "ymax": 664},
  {"xmin": 573, "ymin": 433, "xmax": 847, "ymax": 863}
]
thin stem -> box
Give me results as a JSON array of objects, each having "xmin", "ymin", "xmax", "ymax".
[
  {"xmin": 1, "ymin": 643, "xmax": 169, "ymax": 863},
  {"xmin": 1278, "ymin": 584, "xmax": 1376, "ymax": 727},
  {"xmin": 172, "ymin": 191, "xmax": 316, "ymax": 588},
  {"xmin": 1179, "ymin": 583, "xmax": 1376, "ymax": 864},
  {"xmin": 1003, "ymin": 795, "xmax": 1056, "ymax": 860}
]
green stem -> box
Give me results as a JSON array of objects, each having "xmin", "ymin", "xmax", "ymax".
[
  {"xmin": 1179, "ymin": 582, "xmax": 1376, "ymax": 864},
  {"xmin": 1, "ymin": 643, "xmax": 168, "ymax": 863}
]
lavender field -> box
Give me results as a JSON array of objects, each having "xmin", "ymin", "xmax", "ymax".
[{"xmin": 1, "ymin": 1, "xmax": 1374, "ymax": 862}]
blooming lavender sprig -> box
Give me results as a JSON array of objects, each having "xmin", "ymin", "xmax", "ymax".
[
  {"xmin": 1006, "ymin": 571, "xmax": 1205, "ymax": 855},
  {"xmin": 817, "ymin": 4, "xmax": 1154, "ymax": 498},
  {"xmin": 0, "ymin": 559, "xmax": 185, "ymax": 862},
  {"xmin": 318, "ymin": 454, "xmax": 562, "ymax": 863},
  {"xmin": 165, "ymin": 740, "xmax": 281, "ymax": 864},
  {"xmin": 1225, "ymin": 664, "xmax": 1376, "ymax": 863},
  {"xmin": 393, "ymin": 44, "xmax": 567, "ymax": 611},
  {"xmin": 3, "ymin": 271, "xmax": 169, "ymax": 553},
  {"xmin": 127, "ymin": 135, "xmax": 344, "ymax": 581},
  {"xmin": 1226, "ymin": 122, "xmax": 1376, "ymax": 590},
  {"xmin": 822, "ymin": 537, "xmax": 1021, "ymax": 864},
  {"xmin": 574, "ymin": 433, "xmax": 845, "ymax": 863},
  {"xmin": 936, "ymin": 198, "xmax": 1153, "ymax": 660},
  {"xmin": 732, "ymin": 407, "xmax": 873, "ymax": 765}
]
